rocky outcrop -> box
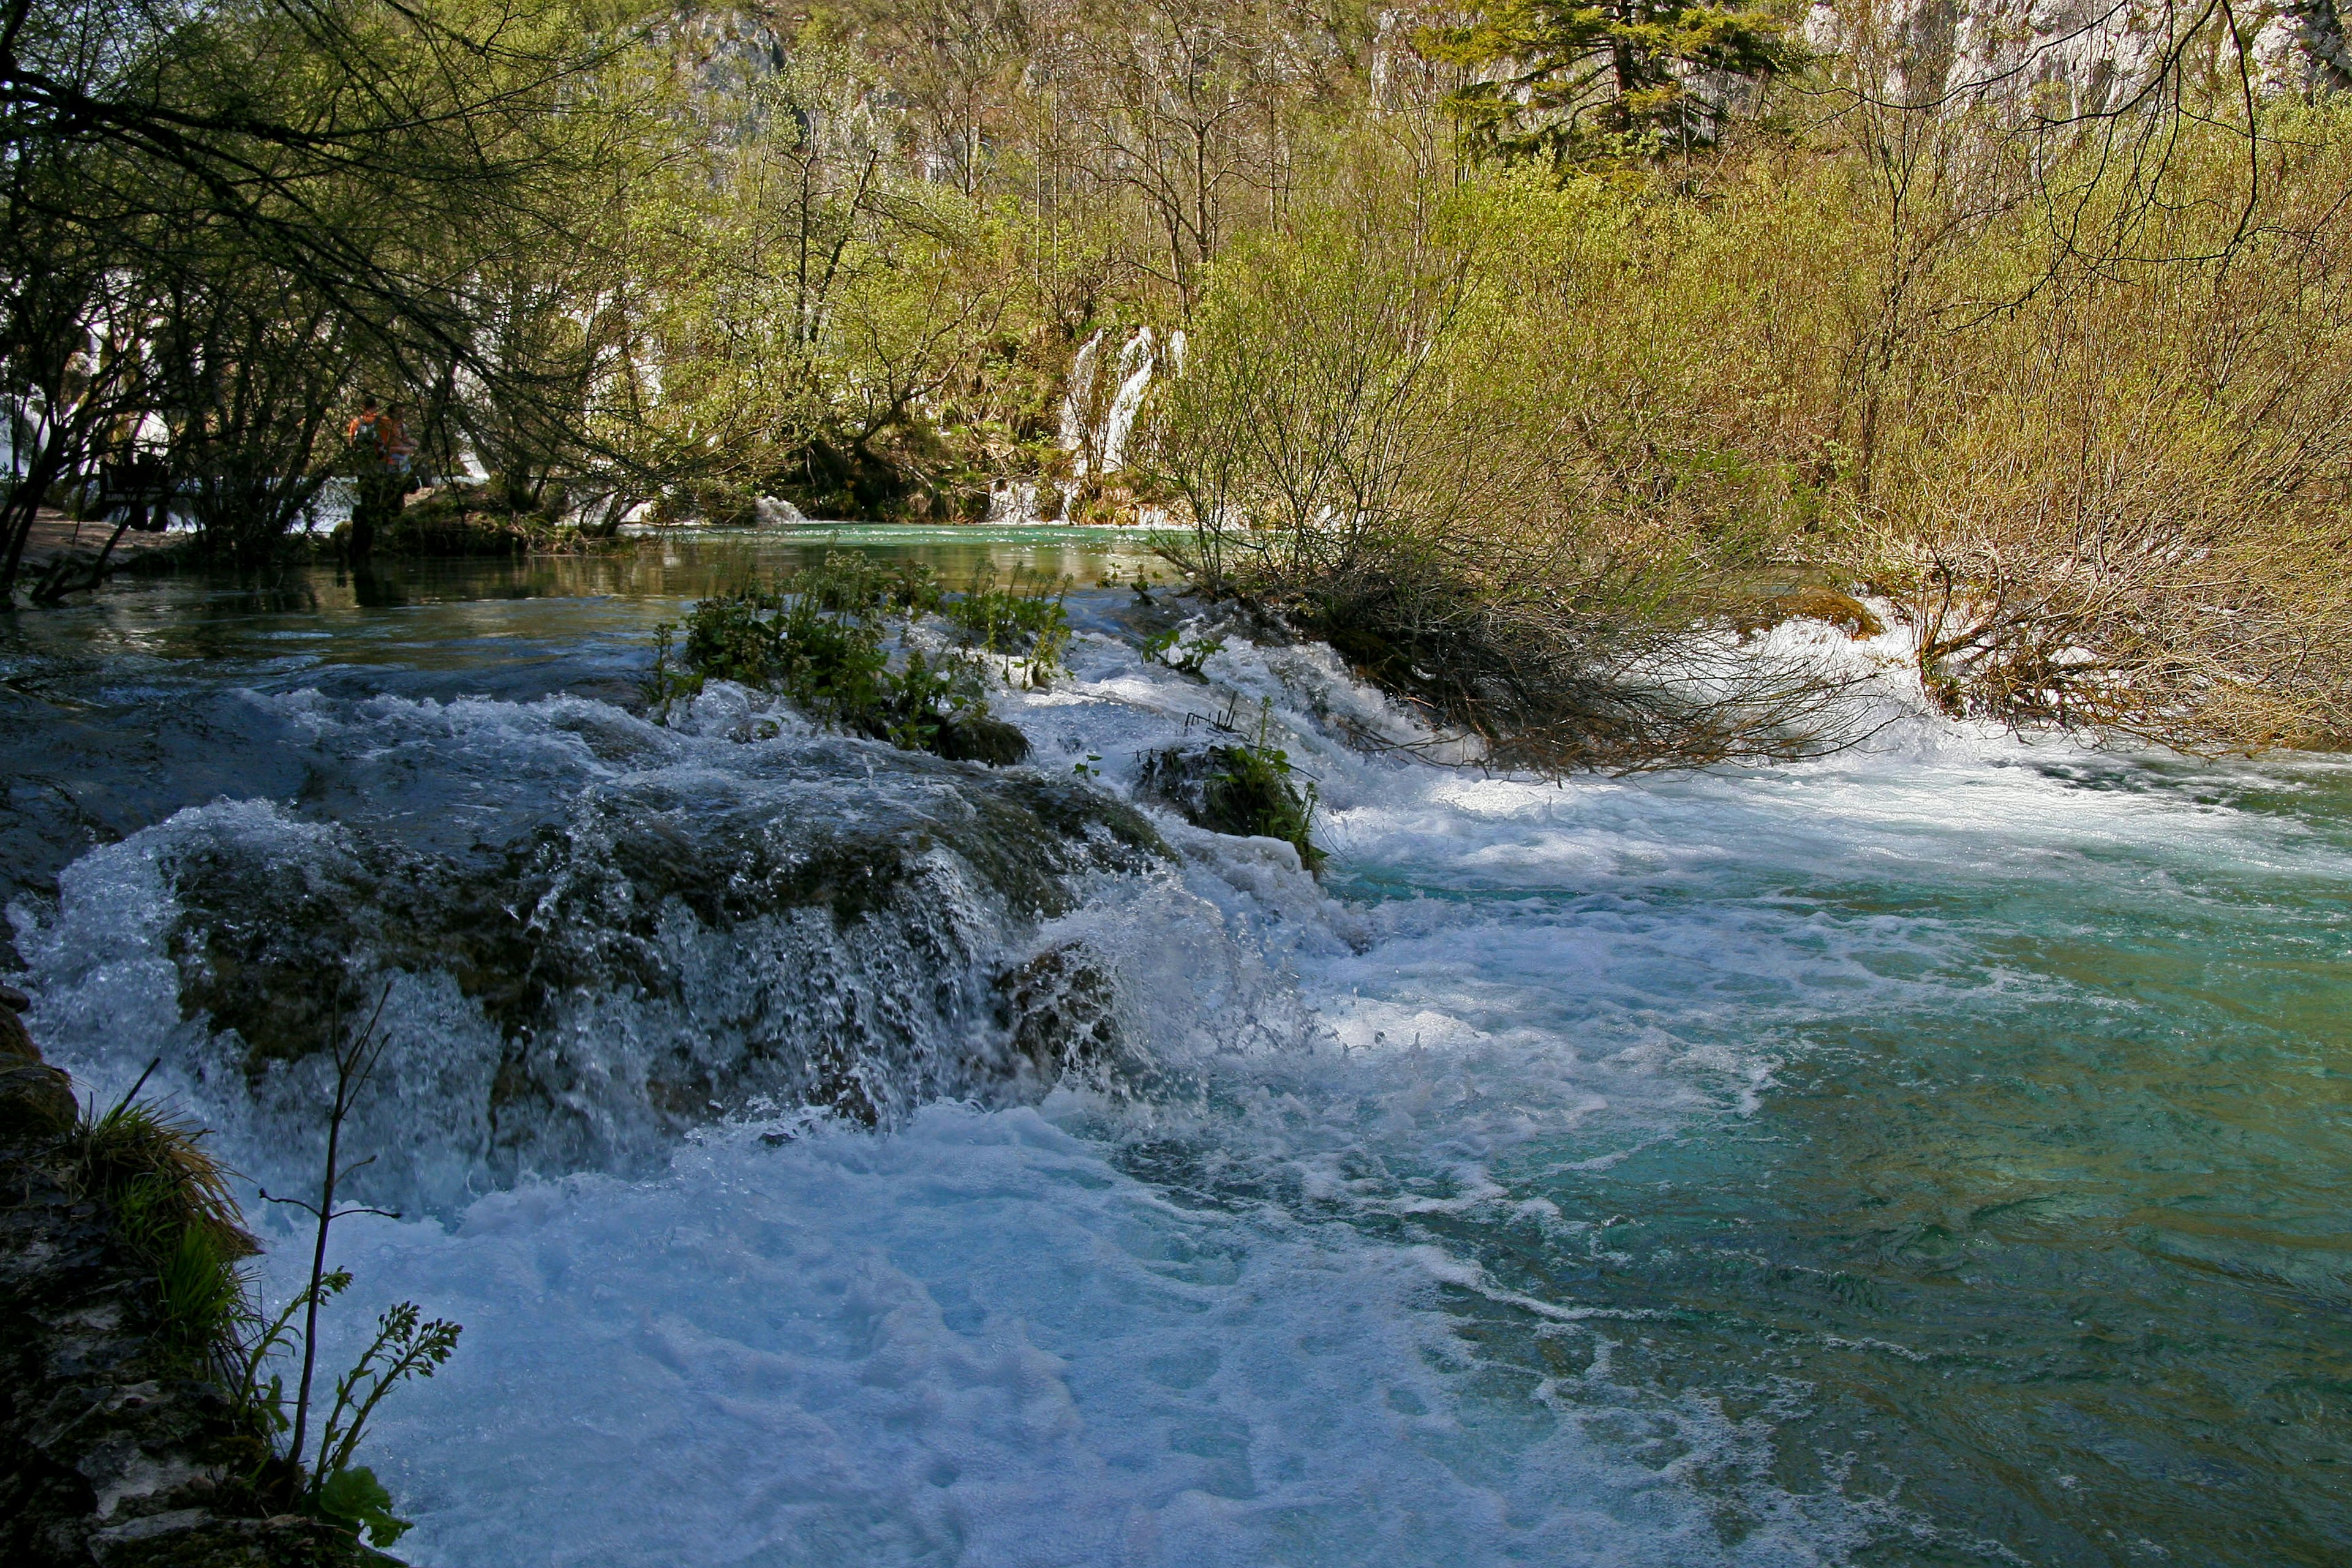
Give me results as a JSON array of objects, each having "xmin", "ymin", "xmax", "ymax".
[
  {"xmin": 1, "ymin": 985, "xmax": 78, "ymax": 1138},
  {"xmin": 1809, "ymin": 0, "xmax": 2351, "ymax": 109},
  {"xmin": 0, "ymin": 995, "xmax": 394, "ymax": 1568}
]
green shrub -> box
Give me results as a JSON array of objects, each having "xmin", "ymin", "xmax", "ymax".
[{"xmin": 943, "ymin": 565, "xmax": 1072, "ymax": 680}]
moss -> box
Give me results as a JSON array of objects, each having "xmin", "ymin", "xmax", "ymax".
[{"xmin": 1733, "ymin": 585, "xmax": 1885, "ymax": 640}]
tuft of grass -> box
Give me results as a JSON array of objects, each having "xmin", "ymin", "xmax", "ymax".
[{"xmin": 70, "ymin": 1077, "xmax": 257, "ymax": 1360}]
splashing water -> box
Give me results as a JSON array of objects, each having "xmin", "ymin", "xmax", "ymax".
[{"xmin": 2, "ymin": 535, "xmax": 2346, "ymax": 1566}]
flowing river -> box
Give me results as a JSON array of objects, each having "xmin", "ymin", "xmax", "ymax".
[{"xmin": 3, "ymin": 527, "xmax": 2346, "ymax": 1567}]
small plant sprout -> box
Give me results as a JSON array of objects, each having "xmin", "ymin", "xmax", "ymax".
[
  {"xmin": 1144, "ymin": 628, "xmax": 1222, "ymax": 676},
  {"xmin": 251, "ymin": 981, "xmax": 463, "ymax": 1548}
]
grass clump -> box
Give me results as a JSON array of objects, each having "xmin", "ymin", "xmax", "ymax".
[
  {"xmin": 71, "ymin": 1074, "xmax": 257, "ymax": 1358},
  {"xmin": 648, "ymin": 551, "xmax": 1073, "ymax": 766}
]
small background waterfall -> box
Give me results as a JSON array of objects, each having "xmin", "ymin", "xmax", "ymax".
[
  {"xmin": 992, "ymin": 328, "xmax": 1171, "ymax": 526},
  {"xmin": 2, "ymin": 531, "xmax": 2346, "ymax": 1567}
]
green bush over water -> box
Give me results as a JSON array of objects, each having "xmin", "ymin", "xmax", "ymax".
[
  {"xmin": 647, "ymin": 553, "xmax": 1072, "ymax": 766},
  {"xmin": 944, "ymin": 565, "xmax": 1072, "ymax": 676}
]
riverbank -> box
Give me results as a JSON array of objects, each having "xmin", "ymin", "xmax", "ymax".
[{"xmin": 0, "ymin": 998, "xmax": 398, "ymax": 1568}]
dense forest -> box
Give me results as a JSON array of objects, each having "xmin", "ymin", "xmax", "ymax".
[{"xmin": 5, "ymin": 0, "xmax": 2351, "ymax": 752}]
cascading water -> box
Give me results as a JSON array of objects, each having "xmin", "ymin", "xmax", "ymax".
[
  {"xmin": 1058, "ymin": 330, "xmax": 1106, "ymax": 495},
  {"xmin": 1096, "ymin": 328, "xmax": 1155, "ymax": 475},
  {"xmin": 2, "ymin": 533, "xmax": 2346, "ymax": 1567}
]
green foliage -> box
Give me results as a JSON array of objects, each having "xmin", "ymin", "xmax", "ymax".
[
  {"xmin": 316, "ymin": 1464, "xmax": 413, "ymax": 1548},
  {"xmin": 1200, "ymin": 742, "xmax": 1325, "ymax": 873},
  {"xmin": 71, "ymin": 1085, "xmax": 259, "ymax": 1364},
  {"xmin": 1143, "ymin": 630, "xmax": 1223, "ymax": 677},
  {"xmin": 157, "ymin": 1222, "xmax": 247, "ymax": 1352},
  {"xmin": 1139, "ymin": 700, "xmax": 1325, "ymax": 871},
  {"xmin": 943, "ymin": 567, "xmax": 1073, "ymax": 679},
  {"xmin": 230, "ymin": 1269, "xmax": 353, "ymax": 1442},
  {"xmin": 309, "ymin": 1302, "xmax": 462, "ymax": 1494},
  {"xmin": 63, "ymin": 1066, "xmax": 458, "ymax": 1545},
  {"xmin": 647, "ymin": 552, "xmax": 1041, "ymax": 764}
]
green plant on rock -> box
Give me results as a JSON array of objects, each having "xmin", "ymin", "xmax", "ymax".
[
  {"xmin": 647, "ymin": 551, "xmax": 1038, "ymax": 765},
  {"xmin": 1143, "ymin": 628, "xmax": 1223, "ymax": 677},
  {"xmin": 1139, "ymin": 699, "xmax": 1327, "ymax": 872},
  {"xmin": 56, "ymin": 1017, "xmax": 459, "ymax": 1550}
]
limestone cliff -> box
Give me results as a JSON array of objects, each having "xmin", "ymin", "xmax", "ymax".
[{"xmin": 1806, "ymin": 0, "xmax": 2351, "ymax": 108}]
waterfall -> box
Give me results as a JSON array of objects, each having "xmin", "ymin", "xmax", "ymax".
[
  {"xmin": 1058, "ymin": 327, "xmax": 1155, "ymax": 492},
  {"xmin": 1057, "ymin": 330, "xmax": 1106, "ymax": 474},
  {"xmin": 1098, "ymin": 328, "xmax": 1155, "ymax": 475}
]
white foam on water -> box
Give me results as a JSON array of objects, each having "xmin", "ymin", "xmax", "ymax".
[
  {"xmin": 293, "ymin": 1107, "xmax": 1875, "ymax": 1568},
  {"xmin": 16, "ymin": 606, "xmax": 2339, "ymax": 1567}
]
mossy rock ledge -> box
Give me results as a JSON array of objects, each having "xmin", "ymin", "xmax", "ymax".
[{"xmin": 1, "ymin": 998, "xmax": 398, "ymax": 1568}]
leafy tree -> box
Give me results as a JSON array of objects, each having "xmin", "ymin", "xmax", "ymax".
[
  {"xmin": 0, "ymin": 0, "xmax": 641, "ymax": 597},
  {"xmin": 1422, "ymin": 0, "xmax": 1796, "ymax": 165}
]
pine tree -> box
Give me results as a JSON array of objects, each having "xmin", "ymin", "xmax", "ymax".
[{"xmin": 1423, "ymin": 0, "xmax": 1797, "ymax": 165}]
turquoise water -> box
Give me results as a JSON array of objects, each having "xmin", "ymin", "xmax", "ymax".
[{"xmin": 5, "ymin": 528, "xmax": 2346, "ymax": 1566}]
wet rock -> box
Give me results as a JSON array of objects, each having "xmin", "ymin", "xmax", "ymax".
[
  {"xmin": 142, "ymin": 755, "xmax": 1171, "ymax": 1184},
  {"xmin": 91, "ymin": 1510, "xmax": 393, "ymax": 1567},
  {"xmin": 1, "ymin": 993, "xmax": 78, "ymax": 1137},
  {"xmin": 932, "ymin": 713, "xmax": 1030, "ymax": 766},
  {"xmin": 993, "ymin": 944, "xmax": 1133, "ymax": 1094},
  {"xmin": 1739, "ymin": 586, "xmax": 1885, "ymax": 640}
]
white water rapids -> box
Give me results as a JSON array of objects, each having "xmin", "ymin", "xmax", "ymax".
[{"xmin": 8, "ymin": 564, "xmax": 2347, "ymax": 1567}]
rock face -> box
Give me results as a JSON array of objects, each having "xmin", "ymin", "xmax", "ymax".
[
  {"xmin": 0, "ymin": 1001, "xmax": 393, "ymax": 1568},
  {"xmin": 1809, "ymin": 0, "xmax": 2351, "ymax": 107},
  {"xmin": 1, "ymin": 984, "xmax": 78, "ymax": 1138}
]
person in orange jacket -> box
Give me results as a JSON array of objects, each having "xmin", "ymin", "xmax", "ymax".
[{"xmin": 345, "ymin": 396, "xmax": 403, "ymax": 559}]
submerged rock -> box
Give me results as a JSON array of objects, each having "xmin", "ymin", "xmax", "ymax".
[{"xmin": 992, "ymin": 942, "xmax": 1153, "ymax": 1099}]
